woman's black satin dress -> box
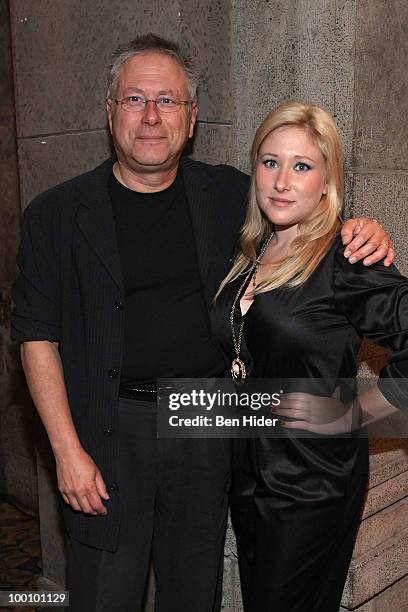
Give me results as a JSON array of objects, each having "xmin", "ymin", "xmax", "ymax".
[{"xmin": 211, "ymin": 236, "xmax": 408, "ymax": 612}]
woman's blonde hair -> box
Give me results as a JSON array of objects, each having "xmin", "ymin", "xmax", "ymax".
[{"xmin": 216, "ymin": 101, "xmax": 344, "ymax": 298}]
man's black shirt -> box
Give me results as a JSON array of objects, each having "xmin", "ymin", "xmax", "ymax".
[{"xmin": 109, "ymin": 168, "xmax": 225, "ymax": 386}]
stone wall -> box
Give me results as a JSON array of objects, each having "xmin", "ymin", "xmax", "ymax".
[
  {"xmin": 0, "ymin": 0, "xmax": 37, "ymax": 516},
  {"xmin": 351, "ymin": 0, "xmax": 408, "ymax": 268},
  {"xmin": 10, "ymin": 0, "xmax": 233, "ymax": 209},
  {"xmin": 344, "ymin": 2, "xmax": 408, "ymax": 608}
]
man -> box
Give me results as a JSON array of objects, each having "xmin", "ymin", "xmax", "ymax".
[{"xmin": 12, "ymin": 34, "xmax": 393, "ymax": 612}]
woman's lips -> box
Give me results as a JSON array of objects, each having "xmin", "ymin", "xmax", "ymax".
[{"xmin": 269, "ymin": 197, "xmax": 295, "ymax": 207}]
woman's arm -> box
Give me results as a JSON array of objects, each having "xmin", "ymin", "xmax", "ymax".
[
  {"xmin": 274, "ymin": 386, "xmax": 400, "ymax": 435},
  {"xmin": 274, "ymin": 244, "xmax": 408, "ymax": 434}
]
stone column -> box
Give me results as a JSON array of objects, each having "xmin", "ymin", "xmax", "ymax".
[
  {"xmin": 224, "ymin": 1, "xmax": 408, "ymax": 610},
  {"xmin": 339, "ymin": 1, "xmax": 408, "ymax": 609},
  {"xmin": 0, "ymin": 0, "xmax": 38, "ymax": 516}
]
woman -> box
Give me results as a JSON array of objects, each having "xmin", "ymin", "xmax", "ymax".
[{"xmin": 213, "ymin": 101, "xmax": 408, "ymax": 611}]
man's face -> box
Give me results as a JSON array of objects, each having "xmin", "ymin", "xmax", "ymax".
[{"xmin": 107, "ymin": 53, "xmax": 197, "ymax": 176}]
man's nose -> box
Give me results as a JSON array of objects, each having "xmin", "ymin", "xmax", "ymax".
[{"xmin": 142, "ymin": 100, "xmax": 162, "ymax": 124}]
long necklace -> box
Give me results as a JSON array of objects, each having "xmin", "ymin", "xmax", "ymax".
[{"xmin": 230, "ymin": 232, "xmax": 274, "ymax": 383}]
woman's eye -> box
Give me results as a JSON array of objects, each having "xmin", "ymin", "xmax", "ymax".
[
  {"xmin": 263, "ymin": 159, "xmax": 278, "ymax": 168},
  {"xmin": 294, "ymin": 162, "xmax": 311, "ymax": 171}
]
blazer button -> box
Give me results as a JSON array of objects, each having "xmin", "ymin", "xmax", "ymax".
[
  {"xmin": 108, "ymin": 369, "xmax": 119, "ymax": 378},
  {"xmin": 103, "ymin": 428, "xmax": 113, "ymax": 437},
  {"xmin": 114, "ymin": 301, "xmax": 124, "ymax": 311},
  {"xmin": 108, "ymin": 482, "xmax": 118, "ymax": 492}
]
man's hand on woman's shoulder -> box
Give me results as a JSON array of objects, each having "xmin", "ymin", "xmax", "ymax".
[{"xmin": 341, "ymin": 217, "xmax": 394, "ymax": 266}]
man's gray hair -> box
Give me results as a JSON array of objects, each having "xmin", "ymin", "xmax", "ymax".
[{"xmin": 107, "ymin": 33, "xmax": 199, "ymax": 102}]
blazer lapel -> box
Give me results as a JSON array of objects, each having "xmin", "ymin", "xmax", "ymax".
[
  {"xmin": 75, "ymin": 159, "xmax": 123, "ymax": 291},
  {"xmin": 74, "ymin": 157, "xmax": 227, "ymax": 300},
  {"xmin": 181, "ymin": 157, "xmax": 224, "ymax": 307}
]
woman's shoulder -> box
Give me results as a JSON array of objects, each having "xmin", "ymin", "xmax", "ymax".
[{"xmin": 331, "ymin": 232, "xmax": 406, "ymax": 290}]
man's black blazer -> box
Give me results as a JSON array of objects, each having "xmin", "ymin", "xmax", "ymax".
[{"xmin": 12, "ymin": 156, "xmax": 249, "ymax": 550}]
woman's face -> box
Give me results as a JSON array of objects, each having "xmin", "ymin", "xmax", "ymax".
[{"xmin": 255, "ymin": 125, "xmax": 328, "ymax": 231}]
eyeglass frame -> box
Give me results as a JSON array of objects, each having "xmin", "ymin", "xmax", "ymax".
[{"xmin": 108, "ymin": 95, "xmax": 194, "ymax": 113}]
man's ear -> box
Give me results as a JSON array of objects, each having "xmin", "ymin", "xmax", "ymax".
[
  {"xmin": 189, "ymin": 102, "xmax": 198, "ymax": 139},
  {"xmin": 106, "ymin": 100, "xmax": 114, "ymax": 135}
]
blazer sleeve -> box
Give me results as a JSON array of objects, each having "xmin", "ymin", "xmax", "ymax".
[
  {"xmin": 11, "ymin": 200, "xmax": 62, "ymax": 342},
  {"xmin": 333, "ymin": 243, "xmax": 408, "ymax": 410}
]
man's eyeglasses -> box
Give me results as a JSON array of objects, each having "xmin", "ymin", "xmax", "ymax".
[{"xmin": 109, "ymin": 95, "xmax": 192, "ymax": 113}]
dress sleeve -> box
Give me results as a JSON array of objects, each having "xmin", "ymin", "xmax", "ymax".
[
  {"xmin": 333, "ymin": 242, "xmax": 408, "ymax": 410},
  {"xmin": 11, "ymin": 201, "xmax": 61, "ymax": 342}
]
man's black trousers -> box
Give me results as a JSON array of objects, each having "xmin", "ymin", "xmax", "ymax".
[{"xmin": 66, "ymin": 397, "xmax": 230, "ymax": 611}]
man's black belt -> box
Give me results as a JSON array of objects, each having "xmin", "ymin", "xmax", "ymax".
[
  {"xmin": 119, "ymin": 387, "xmax": 157, "ymax": 402},
  {"xmin": 119, "ymin": 372, "xmax": 227, "ymax": 403}
]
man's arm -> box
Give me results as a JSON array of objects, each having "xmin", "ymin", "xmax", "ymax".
[
  {"xmin": 341, "ymin": 217, "xmax": 394, "ymax": 266},
  {"xmin": 21, "ymin": 341, "xmax": 109, "ymax": 515}
]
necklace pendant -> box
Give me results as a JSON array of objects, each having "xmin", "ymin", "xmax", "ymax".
[{"xmin": 231, "ymin": 358, "xmax": 246, "ymax": 384}]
